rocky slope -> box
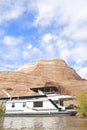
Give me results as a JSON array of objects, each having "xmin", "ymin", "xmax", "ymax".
[
  {"xmin": 17, "ymin": 59, "xmax": 81, "ymax": 81},
  {"xmin": 0, "ymin": 59, "xmax": 87, "ymax": 97}
]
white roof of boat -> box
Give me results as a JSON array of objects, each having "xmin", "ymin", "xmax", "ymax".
[{"xmin": 47, "ymin": 94, "xmax": 75, "ymax": 100}]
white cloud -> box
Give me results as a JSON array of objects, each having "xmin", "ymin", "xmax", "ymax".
[
  {"xmin": 2, "ymin": 36, "xmax": 23, "ymax": 46},
  {"xmin": 77, "ymin": 67, "xmax": 87, "ymax": 79},
  {"xmin": 46, "ymin": 44, "xmax": 55, "ymax": 58},
  {"xmin": 41, "ymin": 32, "xmax": 86, "ymax": 63},
  {"xmin": 72, "ymin": 26, "xmax": 87, "ymax": 40},
  {"xmin": 33, "ymin": 0, "xmax": 87, "ymax": 26},
  {"xmin": 71, "ymin": 44, "xmax": 87, "ymax": 63},
  {"xmin": 1, "ymin": 48, "xmax": 21, "ymax": 61},
  {"xmin": 0, "ymin": 0, "xmax": 87, "ymax": 30},
  {"xmin": 0, "ymin": 0, "xmax": 27, "ymax": 24},
  {"xmin": 23, "ymin": 51, "xmax": 29, "ymax": 58},
  {"xmin": 0, "ymin": 0, "xmax": 36, "ymax": 25},
  {"xmin": 61, "ymin": 23, "xmax": 87, "ymax": 41},
  {"xmin": 34, "ymin": 0, "xmax": 59, "ymax": 26},
  {"xmin": 23, "ymin": 46, "xmax": 42, "ymax": 60},
  {"xmin": 42, "ymin": 33, "xmax": 58, "ymax": 43},
  {"xmin": 26, "ymin": 44, "xmax": 33, "ymax": 49},
  {"xmin": 56, "ymin": 39, "xmax": 73, "ymax": 50},
  {"xmin": 60, "ymin": 49, "xmax": 70, "ymax": 60},
  {"xmin": 42, "ymin": 33, "xmax": 53, "ymax": 43},
  {"xmin": 1, "ymin": 0, "xmax": 87, "ymax": 42},
  {"xmin": 40, "ymin": 33, "xmax": 57, "ymax": 57},
  {"xmin": 33, "ymin": 47, "xmax": 39, "ymax": 52},
  {"xmin": 0, "ymin": 35, "xmax": 24, "ymax": 62},
  {"xmin": 33, "ymin": 0, "xmax": 87, "ymax": 42},
  {"xmin": 0, "ymin": 63, "xmax": 21, "ymax": 71}
]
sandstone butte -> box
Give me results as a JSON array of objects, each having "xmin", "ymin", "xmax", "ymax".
[{"xmin": 0, "ymin": 58, "xmax": 87, "ymax": 97}]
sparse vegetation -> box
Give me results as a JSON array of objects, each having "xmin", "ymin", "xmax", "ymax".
[
  {"xmin": 0, "ymin": 103, "xmax": 4, "ymax": 116},
  {"xmin": 76, "ymin": 91, "xmax": 87, "ymax": 117}
]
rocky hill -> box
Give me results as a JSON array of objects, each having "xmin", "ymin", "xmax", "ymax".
[
  {"xmin": 0, "ymin": 59, "xmax": 87, "ymax": 97},
  {"xmin": 17, "ymin": 59, "xmax": 81, "ymax": 81}
]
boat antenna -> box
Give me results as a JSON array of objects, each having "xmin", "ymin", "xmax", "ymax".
[{"xmin": 1, "ymin": 89, "xmax": 11, "ymax": 98}]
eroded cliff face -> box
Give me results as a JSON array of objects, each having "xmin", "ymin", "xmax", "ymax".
[
  {"xmin": 0, "ymin": 71, "xmax": 46, "ymax": 97},
  {"xmin": 0, "ymin": 59, "xmax": 87, "ymax": 97},
  {"xmin": 17, "ymin": 59, "xmax": 81, "ymax": 81}
]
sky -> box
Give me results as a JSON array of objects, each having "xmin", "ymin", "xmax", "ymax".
[{"xmin": 0, "ymin": 0, "xmax": 87, "ymax": 79}]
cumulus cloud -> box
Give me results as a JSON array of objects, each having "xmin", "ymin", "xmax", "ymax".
[
  {"xmin": 33, "ymin": 0, "xmax": 87, "ymax": 42},
  {"xmin": 0, "ymin": 63, "xmax": 22, "ymax": 71},
  {"xmin": 23, "ymin": 44, "xmax": 42, "ymax": 62},
  {"xmin": 34, "ymin": 0, "xmax": 59, "ymax": 26},
  {"xmin": 2, "ymin": 36, "xmax": 23, "ymax": 46},
  {"xmin": 26, "ymin": 44, "xmax": 33, "ymax": 50},
  {"xmin": 78, "ymin": 67, "xmax": 87, "ymax": 79},
  {"xmin": 0, "ymin": 35, "xmax": 24, "ymax": 66},
  {"xmin": 0, "ymin": 0, "xmax": 24, "ymax": 24},
  {"xmin": 34, "ymin": 0, "xmax": 87, "ymax": 26},
  {"xmin": 42, "ymin": 33, "xmax": 58, "ymax": 43},
  {"xmin": 60, "ymin": 49, "xmax": 70, "ymax": 60},
  {"xmin": 0, "ymin": 0, "xmax": 36, "ymax": 25}
]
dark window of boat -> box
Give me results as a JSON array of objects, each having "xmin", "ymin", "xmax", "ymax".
[
  {"xmin": 54, "ymin": 100, "xmax": 58, "ymax": 104},
  {"xmin": 23, "ymin": 102, "xmax": 26, "ymax": 107},
  {"xmin": 60, "ymin": 100, "xmax": 63, "ymax": 106},
  {"xmin": 33, "ymin": 101, "xmax": 43, "ymax": 107},
  {"xmin": 54, "ymin": 100, "xmax": 63, "ymax": 106},
  {"xmin": 12, "ymin": 102, "xmax": 15, "ymax": 107},
  {"xmin": 58, "ymin": 100, "xmax": 63, "ymax": 106}
]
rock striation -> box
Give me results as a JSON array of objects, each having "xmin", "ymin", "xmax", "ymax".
[
  {"xmin": 0, "ymin": 58, "xmax": 87, "ymax": 97},
  {"xmin": 17, "ymin": 59, "xmax": 81, "ymax": 81}
]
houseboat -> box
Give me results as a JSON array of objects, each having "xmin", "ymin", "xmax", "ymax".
[{"xmin": 0, "ymin": 86, "xmax": 77, "ymax": 116}]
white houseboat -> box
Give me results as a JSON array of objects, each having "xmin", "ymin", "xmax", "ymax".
[{"xmin": 0, "ymin": 86, "xmax": 77, "ymax": 116}]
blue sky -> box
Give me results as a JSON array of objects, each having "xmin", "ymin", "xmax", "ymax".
[{"xmin": 0, "ymin": 0, "xmax": 87, "ymax": 79}]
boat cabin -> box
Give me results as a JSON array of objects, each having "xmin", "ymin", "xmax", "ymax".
[{"xmin": 0, "ymin": 86, "xmax": 76, "ymax": 116}]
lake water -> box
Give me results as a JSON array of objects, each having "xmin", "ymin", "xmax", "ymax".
[{"xmin": 0, "ymin": 116, "xmax": 87, "ymax": 130}]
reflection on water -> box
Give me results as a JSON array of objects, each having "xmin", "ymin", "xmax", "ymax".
[{"xmin": 0, "ymin": 116, "xmax": 87, "ymax": 130}]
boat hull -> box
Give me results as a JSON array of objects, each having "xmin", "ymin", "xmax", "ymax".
[{"xmin": 4, "ymin": 110, "xmax": 77, "ymax": 117}]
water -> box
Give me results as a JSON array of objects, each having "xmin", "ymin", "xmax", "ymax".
[{"xmin": 0, "ymin": 116, "xmax": 87, "ymax": 130}]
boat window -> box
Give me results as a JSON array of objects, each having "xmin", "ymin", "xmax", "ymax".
[
  {"xmin": 55, "ymin": 100, "xmax": 64, "ymax": 106},
  {"xmin": 23, "ymin": 102, "xmax": 26, "ymax": 107},
  {"xmin": 33, "ymin": 101, "xmax": 43, "ymax": 107},
  {"xmin": 54, "ymin": 100, "xmax": 58, "ymax": 104},
  {"xmin": 60, "ymin": 100, "xmax": 63, "ymax": 106},
  {"xmin": 12, "ymin": 102, "xmax": 15, "ymax": 107}
]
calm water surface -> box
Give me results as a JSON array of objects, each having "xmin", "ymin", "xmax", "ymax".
[{"xmin": 0, "ymin": 116, "xmax": 87, "ymax": 130}]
